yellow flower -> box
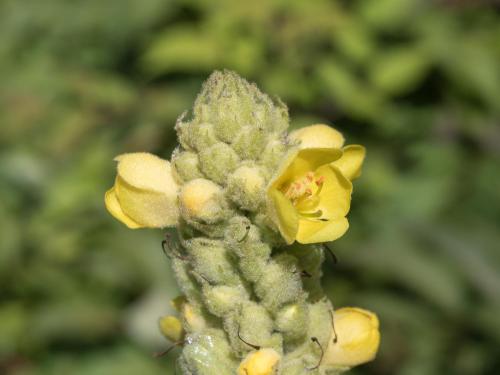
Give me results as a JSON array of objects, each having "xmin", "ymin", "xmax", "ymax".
[
  {"xmin": 104, "ymin": 152, "xmax": 180, "ymax": 228},
  {"xmin": 179, "ymin": 178, "xmax": 224, "ymax": 222},
  {"xmin": 290, "ymin": 124, "xmax": 366, "ymax": 181},
  {"xmin": 159, "ymin": 315, "xmax": 184, "ymax": 342},
  {"xmin": 322, "ymin": 307, "xmax": 380, "ymax": 368},
  {"xmin": 237, "ymin": 348, "xmax": 281, "ymax": 375},
  {"xmin": 170, "ymin": 296, "xmax": 207, "ymax": 332},
  {"xmin": 267, "ymin": 148, "xmax": 352, "ymax": 244},
  {"xmin": 290, "ymin": 124, "xmax": 344, "ymax": 149}
]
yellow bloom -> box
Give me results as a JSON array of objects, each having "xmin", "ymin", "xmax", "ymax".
[
  {"xmin": 290, "ymin": 124, "xmax": 366, "ymax": 181},
  {"xmin": 159, "ymin": 315, "xmax": 184, "ymax": 342},
  {"xmin": 290, "ymin": 124, "xmax": 344, "ymax": 149},
  {"xmin": 170, "ymin": 296, "xmax": 207, "ymax": 332},
  {"xmin": 268, "ymin": 148, "xmax": 352, "ymax": 244},
  {"xmin": 322, "ymin": 307, "xmax": 380, "ymax": 368},
  {"xmin": 237, "ymin": 348, "xmax": 281, "ymax": 375},
  {"xmin": 179, "ymin": 178, "xmax": 223, "ymax": 222},
  {"xmin": 104, "ymin": 152, "xmax": 180, "ymax": 228}
]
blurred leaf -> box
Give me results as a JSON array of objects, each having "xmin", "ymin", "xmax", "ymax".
[{"xmin": 369, "ymin": 47, "xmax": 430, "ymax": 95}]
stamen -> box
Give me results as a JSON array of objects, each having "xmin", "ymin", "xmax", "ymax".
[
  {"xmin": 238, "ymin": 225, "xmax": 251, "ymax": 243},
  {"xmin": 153, "ymin": 341, "xmax": 184, "ymax": 358},
  {"xmin": 301, "ymin": 270, "xmax": 312, "ymax": 278},
  {"xmin": 329, "ymin": 310, "xmax": 338, "ymax": 343},
  {"xmin": 315, "ymin": 179, "xmax": 325, "ymax": 196},
  {"xmin": 306, "ymin": 337, "xmax": 324, "ymax": 371},
  {"xmin": 161, "ymin": 234, "xmax": 189, "ymax": 261},
  {"xmin": 237, "ymin": 326, "xmax": 261, "ymax": 350},
  {"xmin": 292, "ymin": 269, "xmax": 312, "ymax": 278}
]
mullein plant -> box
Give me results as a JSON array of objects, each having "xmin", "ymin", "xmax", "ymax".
[{"xmin": 105, "ymin": 71, "xmax": 380, "ymax": 374}]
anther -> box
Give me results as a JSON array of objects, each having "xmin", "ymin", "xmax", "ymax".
[
  {"xmin": 238, "ymin": 225, "xmax": 251, "ymax": 243},
  {"xmin": 161, "ymin": 233, "xmax": 189, "ymax": 261},
  {"xmin": 237, "ymin": 326, "xmax": 261, "ymax": 350},
  {"xmin": 306, "ymin": 337, "xmax": 324, "ymax": 371},
  {"xmin": 153, "ymin": 341, "xmax": 184, "ymax": 358},
  {"xmin": 329, "ymin": 310, "xmax": 338, "ymax": 343},
  {"xmin": 301, "ymin": 270, "xmax": 313, "ymax": 278}
]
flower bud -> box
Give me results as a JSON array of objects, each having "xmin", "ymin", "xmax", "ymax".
[
  {"xmin": 177, "ymin": 121, "xmax": 218, "ymax": 151},
  {"xmin": 322, "ymin": 307, "xmax": 380, "ymax": 368},
  {"xmin": 188, "ymin": 239, "xmax": 240, "ymax": 285},
  {"xmin": 237, "ymin": 348, "xmax": 281, "ymax": 375},
  {"xmin": 179, "ymin": 179, "xmax": 225, "ymax": 223},
  {"xmin": 180, "ymin": 329, "xmax": 238, "ymax": 373},
  {"xmin": 231, "ymin": 126, "xmax": 267, "ymax": 160},
  {"xmin": 104, "ymin": 152, "xmax": 179, "ymax": 228},
  {"xmin": 170, "ymin": 296, "xmax": 207, "ymax": 332},
  {"xmin": 159, "ymin": 315, "xmax": 184, "ymax": 342},
  {"xmin": 182, "ymin": 302, "xmax": 207, "ymax": 332},
  {"xmin": 199, "ymin": 142, "xmax": 240, "ymax": 184},
  {"xmin": 275, "ymin": 302, "xmax": 308, "ymax": 342},
  {"xmin": 227, "ymin": 165, "xmax": 266, "ymax": 211},
  {"xmin": 289, "ymin": 124, "xmax": 344, "ymax": 149},
  {"xmin": 204, "ymin": 285, "xmax": 249, "ymax": 317},
  {"xmin": 171, "ymin": 150, "xmax": 204, "ymax": 183},
  {"xmin": 260, "ymin": 138, "xmax": 287, "ymax": 170}
]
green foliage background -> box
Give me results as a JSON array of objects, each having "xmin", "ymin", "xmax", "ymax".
[{"xmin": 1, "ymin": 0, "xmax": 499, "ymax": 374}]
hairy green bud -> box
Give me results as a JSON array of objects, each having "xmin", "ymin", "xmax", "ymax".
[
  {"xmin": 171, "ymin": 149, "xmax": 204, "ymax": 183},
  {"xmin": 198, "ymin": 142, "xmax": 240, "ymax": 184},
  {"xmin": 139, "ymin": 71, "xmax": 369, "ymax": 374}
]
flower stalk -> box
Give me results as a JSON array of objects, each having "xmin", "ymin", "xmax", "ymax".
[{"xmin": 105, "ymin": 71, "xmax": 379, "ymax": 374}]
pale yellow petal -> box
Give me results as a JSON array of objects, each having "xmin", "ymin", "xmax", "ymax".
[
  {"xmin": 115, "ymin": 152, "xmax": 178, "ymax": 194},
  {"xmin": 115, "ymin": 176, "xmax": 179, "ymax": 228},
  {"xmin": 179, "ymin": 179, "xmax": 223, "ymax": 222},
  {"xmin": 323, "ymin": 307, "xmax": 380, "ymax": 368},
  {"xmin": 290, "ymin": 124, "xmax": 345, "ymax": 149},
  {"xmin": 315, "ymin": 164, "xmax": 352, "ymax": 219},
  {"xmin": 296, "ymin": 217, "xmax": 349, "ymax": 244},
  {"xmin": 271, "ymin": 148, "xmax": 342, "ymax": 189},
  {"xmin": 159, "ymin": 315, "xmax": 184, "ymax": 342},
  {"xmin": 268, "ymin": 188, "xmax": 299, "ymax": 244},
  {"xmin": 237, "ymin": 348, "xmax": 281, "ymax": 375},
  {"xmin": 332, "ymin": 145, "xmax": 366, "ymax": 180},
  {"xmin": 104, "ymin": 187, "xmax": 143, "ymax": 229}
]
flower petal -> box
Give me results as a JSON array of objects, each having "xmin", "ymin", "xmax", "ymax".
[
  {"xmin": 115, "ymin": 176, "xmax": 179, "ymax": 228},
  {"xmin": 290, "ymin": 124, "xmax": 345, "ymax": 149},
  {"xmin": 322, "ymin": 307, "xmax": 380, "ymax": 368},
  {"xmin": 268, "ymin": 188, "xmax": 299, "ymax": 244},
  {"xmin": 237, "ymin": 348, "xmax": 281, "ymax": 375},
  {"xmin": 332, "ymin": 145, "xmax": 366, "ymax": 180},
  {"xmin": 104, "ymin": 187, "xmax": 143, "ymax": 229},
  {"xmin": 315, "ymin": 164, "xmax": 353, "ymax": 219},
  {"xmin": 115, "ymin": 152, "xmax": 178, "ymax": 194},
  {"xmin": 296, "ymin": 217, "xmax": 349, "ymax": 244},
  {"xmin": 271, "ymin": 148, "xmax": 343, "ymax": 189}
]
